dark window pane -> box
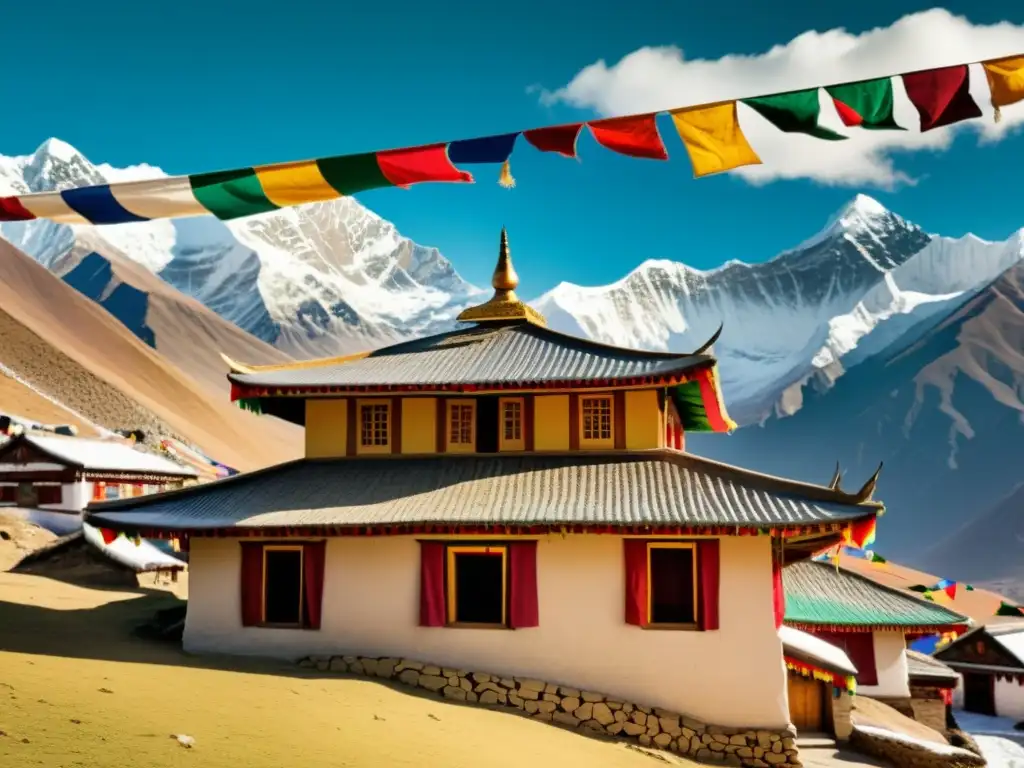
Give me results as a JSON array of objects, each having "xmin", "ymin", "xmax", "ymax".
[
  {"xmin": 454, "ymin": 552, "xmax": 504, "ymax": 624},
  {"xmin": 650, "ymin": 547, "xmax": 695, "ymax": 624},
  {"xmin": 264, "ymin": 549, "xmax": 303, "ymax": 625}
]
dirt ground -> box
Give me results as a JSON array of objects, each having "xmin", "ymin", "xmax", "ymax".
[
  {"xmin": 0, "ymin": 514, "xmax": 57, "ymax": 572},
  {"xmin": 0, "ymin": 570, "xmax": 703, "ymax": 768}
]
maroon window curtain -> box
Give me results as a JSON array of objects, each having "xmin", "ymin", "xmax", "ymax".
[
  {"xmin": 508, "ymin": 540, "xmax": 539, "ymax": 628},
  {"xmin": 772, "ymin": 558, "xmax": 785, "ymax": 629},
  {"xmin": 624, "ymin": 539, "xmax": 649, "ymax": 626},
  {"xmin": 302, "ymin": 541, "xmax": 326, "ymax": 630},
  {"xmin": 813, "ymin": 630, "xmax": 879, "ymax": 686},
  {"xmin": 37, "ymin": 486, "xmax": 62, "ymax": 505},
  {"xmin": 697, "ymin": 539, "xmax": 720, "ymax": 630},
  {"xmin": 239, "ymin": 542, "xmax": 264, "ymax": 627},
  {"xmin": 0, "ymin": 486, "xmax": 15, "ymax": 502},
  {"xmin": 419, "ymin": 541, "xmax": 446, "ymax": 627}
]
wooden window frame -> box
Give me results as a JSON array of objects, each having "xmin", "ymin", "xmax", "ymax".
[
  {"xmin": 357, "ymin": 399, "xmax": 392, "ymax": 455},
  {"xmin": 498, "ymin": 397, "xmax": 525, "ymax": 451},
  {"xmin": 579, "ymin": 394, "xmax": 615, "ymax": 449},
  {"xmin": 261, "ymin": 544, "xmax": 305, "ymax": 628},
  {"xmin": 446, "ymin": 544, "xmax": 508, "ymax": 629},
  {"xmin": 445, "ymin": 399, "xmax": 477, "ymax": 453},
  {"xmin": 646, "ymin": 541, "xmax": 699, "ymax": 630}
]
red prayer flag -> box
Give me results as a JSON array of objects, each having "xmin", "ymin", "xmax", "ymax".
[
  {"xmin": 523, "ymin": 124, "xmax": 583, "ymax": 158},
  {"xmin": 832, "ymin": 99, "xmax": 863, "ymax": 127},
  {"xmin": 509, "ymin": 540, "xmax": 539, "ymax": 628},
  {"xmin": 0, "ymin": 196, "xmax": 35, "ymax": 222},
  {"xmin": 376, "ymin": 144, "xmax": 474, "ymax": 188},
  {"xmin": 698, "ymin": 539, "xmax": 720, "ymax": 630},
  {"xmin": 623, "ymin": 539, "xmax": 649, "ymax": 626},
  {"xmin": 588, "ymin": 115, "xmax": 668, "ymax": 160},
  {"xmin": 772, "ymin": 558, "xmax": 786, "ymax": 629},
  {"xmin": 99, "ymin": 528, "xmax": 117, "ymax": 545},
  {"xmin": 902, "ymin": 66, "xmax": 983, "ymax": 132}
]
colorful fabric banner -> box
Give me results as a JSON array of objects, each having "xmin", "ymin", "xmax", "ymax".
[
  {"xmin": 843, "ymin": 517, "xmax": 877, "ymax": 550},
  {"xmin": 902, "ymin": 65, "xmax": 982, "ymax": 132},
  {"xmin": 523, "ymin": 124, "xmax": 583, "ymax": 158},
  {"xmin": 588, "ymin": 115, "xmax": 669, "ymax": 160},
  {"xmin": 4, "ymin": 53, "xmax": 1020, "ymax": 226},
  {"xmin": 742, "ymin": 89, "xmax": 846, "ymax": 140},
  {"xmin": 670, "ymin": 103, "xmax": 762, "ymax": 177},
  {"xmin": 785, "ymin": 657, "xmax": 856, "ymax": 695},
  {"xmin": 668, "ymin": 366, "xmax": 736, "ymax": 432},
  {"xmin": 983, "ymin": 56, "xmax": 1024, "ymax": 121},
  {"xmin": 826, "ymin": 79, "xmax": 903, "ymax": 130}
]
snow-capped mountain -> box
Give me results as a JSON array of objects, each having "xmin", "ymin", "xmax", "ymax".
[{"xmin": 0, "ymin": 139, "xmax": 485, "ymax": 360}]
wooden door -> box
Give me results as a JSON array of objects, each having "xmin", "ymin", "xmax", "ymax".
[
  {"xmin": 963, "ymin": 673, "xmax": 996, "ymax": 716},
  {"xmin": 788, "ymin": 675, "xmax": 824, "ymax": 733}
]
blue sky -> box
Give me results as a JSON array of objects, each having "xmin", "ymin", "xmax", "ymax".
[{"xmin": 3, "ymin": 1, "xmax": 1024, "ymax": 294}]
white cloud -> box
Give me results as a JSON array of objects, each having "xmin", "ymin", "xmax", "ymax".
[{"xmin": 539, "ymin": 9, "xmax": 1024, "ymax": 187}]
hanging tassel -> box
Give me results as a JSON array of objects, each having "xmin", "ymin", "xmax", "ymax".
[
  {"xmin": 498, "ymin": 158, "xmax": 516, "ymax": 188},
  {"xmin": 995, "ymin": 105, "xmax": 1003, "ymax": 124}
]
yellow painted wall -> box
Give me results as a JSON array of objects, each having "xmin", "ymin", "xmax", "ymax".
[
  {"xmin": 402, "ymin": 398, "xmax": 437, "ymax": 454},
  {"xmin": 305, "ymin": 399, "xmax": 348, "ymax": 458},
  {"xmin": 533, "ymin": 395, "xmax": 570, "ymax": 451},
  {"xmin": 625, "ymin": 390, "xmax": 663, "ymax": 450}
]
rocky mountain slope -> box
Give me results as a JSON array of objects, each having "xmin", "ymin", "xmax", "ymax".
[
  {"xmin": 0, "ymin": 139, "xmax": 484, "ymax": 362},
  {"xmin": 0, "ymin": 237, "xmax": 301, "ymax": 471}
]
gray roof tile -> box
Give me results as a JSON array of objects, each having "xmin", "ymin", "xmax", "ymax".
[
  {"xmin": 229, "ymin": 323, "xmax": 714, "ymax": 390},
  {"xmin": 86, "ymin": 451, "xmax": 876, "ymax": 532}
]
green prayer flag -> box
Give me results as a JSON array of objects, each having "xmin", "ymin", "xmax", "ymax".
[
  {"xmin": 826, "ymin": 79, "xmax": 904, "ymax": 130},
  {"xmin": 742, "ymin": 89, "xmax": 846, "ymax": 141},
  {"xmin": 996, "ymin": 601, "xmax": 1024, "ymax": 616},
  {"xmin": 965, "ymin": 584, "xmax": 975, "ymax": 591},
  {"xmin": 870, "ymin": 553, "xmax": 887, "ymax": 563}
]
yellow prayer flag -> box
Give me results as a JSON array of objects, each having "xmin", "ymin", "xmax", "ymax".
[
  {"xmin": 983, "ymin": 56, "xmax": 1024, "ymax": 119},
  {"xmin": 670, "ymin": 103, "xmax": 761, "ymax": 178}
]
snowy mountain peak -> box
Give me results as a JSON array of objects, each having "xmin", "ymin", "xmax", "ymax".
[{"xmin": 34, "ymin": 137, "xmax": 81, "ymax": 163}]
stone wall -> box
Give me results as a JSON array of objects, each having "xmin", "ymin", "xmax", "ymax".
[
  {"xmin": 849, "ymin": 726, "xmax": 984, "ymax": 768},
  {"xmin": 299, "ymin": 654, "xmax": 801, "ymax": 767}
]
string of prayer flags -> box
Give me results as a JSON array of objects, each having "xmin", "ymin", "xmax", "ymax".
[
  {"xmin": 523, "ymin": 124, "xmax": 583, "ymax": 158},
  {"xmin": 933, "ymin": 578, "xmax": 957, "ymax": 600},
  {"xmin": 100, "ymin": 528, "xmax": 118, "ymax": 545},
  {"xmin": 982, "ymin": 56, "xmax": 1024, "ymax": 123},
  {"xmin": 826, "ymin": 79, "xmax": 904, "ymax": 130},
  {"xmin": 842, "ymin": 516, "xmax": 877, "ymax": 550},
  {"xmin": 902, "ymin": 65, "xmax": 983, "ymax": 132},
  {"xmin": 785, "ymin": 657, "xmax": 856, "ymax": 694},
  {"xmin": 670, "ymin": 103, "xmax": 762, "ymax": 177},
  {"xmin": 587, "ymin": 115, "xmax": 669, "ymax": 160},
  {"xmin": 742, "ymin": 89, "xmax": 846, "ymax": 140},
  {"xmin": 8, "ymin": 51, "xmax": 1024, "ymax": 226},
  {"xmin": 447, "ymin": 133, "xmax": 520, "ymax": 188}
]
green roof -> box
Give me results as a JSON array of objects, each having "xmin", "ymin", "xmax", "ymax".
[{"xmin": 783, "ymin": 561, "xmax": 969, "ymax": 630}]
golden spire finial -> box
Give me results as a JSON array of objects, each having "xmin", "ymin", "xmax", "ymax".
[
  {"xmin": 492, "ymin": 227, "xmax": 519, "ymax": 294},
  {"xmin": 457, "ymin": 228, "xmax": 546, "ymax": 326}
]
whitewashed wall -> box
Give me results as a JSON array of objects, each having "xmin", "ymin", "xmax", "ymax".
[
  {"xmin": 857, "ymin": 631, "xmax": 911, "ymax": 698},
  {"xmin": 995, "ymin": 678, "xmax": 1024, "ymax": 720},
  {"xmin": 184, "ymin": 534, "xmax": 790, "ymax": 729}
]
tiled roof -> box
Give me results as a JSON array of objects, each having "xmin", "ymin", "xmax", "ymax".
[
  {"xmin": 228, "ymin": 322, "xmax": 714, "ymax": 390},
  {"xmin": 86, "ymin": 450, "xmax": 877, "ymax": 532},
  {"xmin": 0, "ymin": 434, "xmax": 197, "ymax": 477},
  {"xmin": 780, "ymin": 625, "xmax": 858, "ymax": 676},
  {"xmin": 783, "ymin": 561, "xmax": 969, "ymax": 629},
  {"xmin": 905, "ymin": 650, "xmax": 959, "ymax": 685}
]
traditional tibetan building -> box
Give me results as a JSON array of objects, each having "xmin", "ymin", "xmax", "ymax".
[
  {"xmin": 782, "ymin": 560, "xmax": 969, "ymax": 734},
  {"xmin": 934, "ymin": 623, "xmax": 1024, "ymax": 720},
  {"xmin": 0, "ymin": 433, "xmax": 197, "ymax": 532},
  {"xmin": 86, "ymin": 230, "xmax": 887, "ymax": 766}
]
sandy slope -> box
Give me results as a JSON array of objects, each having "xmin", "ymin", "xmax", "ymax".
[
  {"xmin": 0, "ymin": 239, "xmax": 300, "ymax": 471},
  {"xmin": 837, "ymin": 552, "xmax": 1019, "ymax": 626},
  {"xmin": 0, "ymin": 572, "xmax": 695, "ymax": 768},
  {"xmin": 0, "ymin": 373, "xmax": 101, "ymax": 437}
]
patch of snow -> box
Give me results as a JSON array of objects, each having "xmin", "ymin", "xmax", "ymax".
[
  {"xmin": 975, "ymin": 736, "xmax": 1024, "ymax": 768},
  {"xmin": 780, "ymin": 625, "xmax": 858, "ymax": 675},
  {"xmin": 994, "ymin": 629, "xmax": 1024, "ymax": 664},
  {"xmin": 82, "ymin": 522, "xmax": 184, "ymax": 572}
]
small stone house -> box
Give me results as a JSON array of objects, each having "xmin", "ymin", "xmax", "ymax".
[
  {"xmin": 905, "ymin": 650, "xmax": 959, "ymax": 732},
  {"xmin": 782, "ymin": 560, "xmax": 968, "ymax": 733},
  {"xmin": 935, "ymin": 623, "xmax": 1024, "ymax": 720},
  {"xmin": 86, "ymin": 230, "xmax": 887, "ymax": 768}
]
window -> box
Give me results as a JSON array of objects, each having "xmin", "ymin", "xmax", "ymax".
[
  {"xmin": 446, "ymin": 399, "xmax": 476, "ymax": 453},
  {"xmin": 499, "ymin": 397, "xmax": 525, "ymax": 451},
  {"xmin": 240, "ymin": 541, "xmax": 326, "ymax": 630},
  {"xmin": 447, "ymin": 546, "xmax": 507, "ymax": 626},
  {"xmin": 624, "ymin": 539, "xmax": 718, "ymax": 630},
  {"xmin": 16, "ymin": 482, "xmax": 37, "ymax": 507},
  {"xmin": 648, "ymin": 543, "xmax": 697, "ymax": 626},
  {"xmin": 580, "ymin": 395, "xmax": 613, "ymax": 447},
  {"xmin": 36, "ymin": 485, "xmax": 63, "ymax": 505},
  {"xmin": 358, "ymin": 400, "xmax": 391, "ymax": 454},
  {"xmin": 263, "ymin": 546, "xmax": 304, "ymax": 626}
]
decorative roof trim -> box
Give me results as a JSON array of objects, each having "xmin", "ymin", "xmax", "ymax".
[
  {"xmin": 221, "ymin": 349, "xmax": 372, "ymax": 376},
  {"xmin": 785, "ymin": 621, "xmax": 970, "ymax": 634}
]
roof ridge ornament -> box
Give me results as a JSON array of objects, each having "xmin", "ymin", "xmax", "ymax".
[
  {"xmin": 456, "ymin": 227, "xmax": 547, "ymax": 326},
  {"xmin": 828, "ymin": 462, "xmax": 842, "ymax": 491},
  {"xmin": 851, "ymin": 463, "xmax": 883, "ymax": 504}
]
